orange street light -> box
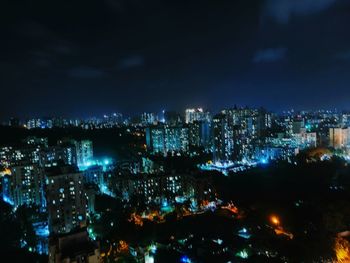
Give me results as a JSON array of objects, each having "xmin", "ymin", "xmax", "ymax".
[{"xmin": 270, "ymin": 215, "xmax": 280, "ymax": 226}]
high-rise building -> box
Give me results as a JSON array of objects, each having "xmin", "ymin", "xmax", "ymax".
[
  {"xmin": 212, "ymin": 107, "xmax": 265, "ymax": 163},
  {"xmin": 83, "ymin": 165, "xmax": 104, "ymax": 187},
  {"xmin": 146, "ymin": 127, "xmax": 165, "ymax": 154},
  {"xmin": 0, "ymin": 137, "xmax": 77, "ymax": 169},
  {"xmin": 41, "ymin": 117, "xmax": 54, "ymax": 129},
  {"xmin": 146, "ymin": 125, "xmax": 189, "ymax": 155},
  {"xmin": 3, "ymin": 164, "xmax": 45, "ymax": 207},
  {"xmin": 46, "ymin": 166, "xmax": 87, "ymax": 234},
  {"xmin": 39, "ymin": 145, "xmax": 77, "ymax": 168},
  {"xmin": 188, "ymin": 121, "xmax": 211, "ymax": 149},
  {"xmin": 0, "ymin": 146, "xmax": 42, "ymax": 167},
  {"xmin": 76, "ymin": 140, "xmax": 93, "ymax": 168},
  {"xmin": 212, "ymin": 114, "xmax": 235, "ymax": 163},
  {"xmin": 164, "ymin": 126, "xmax": 189, "ymax": 153},
  {"xmin": 24, "ymin": 136, "xmax": 49, "ymax": 147},
  {"xmin": 185, "ymin": 108, "xmax": 211, "ymax": 124},
  {"xmin": 257, "ymin": 108, "xmax": 272, "ymax": 137},
  {"xmin": 26, "ymin": 118, "xmax": 42, "ymax": 129},
  {"xmin": 189, "ymin": 122, "xmax": 201, "ymax": 147},
  {"xmin": 141, "ymin": 112, "xmax": 157, "ymax": 126},
  {"xmin": 101, "ymin": 112, "xmax": 123, "ymax": 127}
]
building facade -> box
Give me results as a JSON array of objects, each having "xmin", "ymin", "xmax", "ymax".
[{"xmin": 46, "ymin": 166, "xmax": 87, "ymax": 234}]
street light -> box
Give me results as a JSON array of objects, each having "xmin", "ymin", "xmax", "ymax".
[{"xmin": 270, "ymin": 215, "xmax": 280, "ymax": 226}]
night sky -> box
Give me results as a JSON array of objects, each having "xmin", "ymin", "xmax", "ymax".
[{"xmin": 1, "ymin": 0, "xmax": 350, "ymax": 120}]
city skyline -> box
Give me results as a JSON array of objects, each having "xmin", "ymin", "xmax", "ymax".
[
  {"xmin": 2, "ymin": 1, "xmax": 350, "ymax": 262},
  {"xmin": 2, "ymin": 0, "xmax": 350, "ymax": 120},
  {"xmin": 3, "ymin": 105, "xmax": 350, "ymax": 123}
]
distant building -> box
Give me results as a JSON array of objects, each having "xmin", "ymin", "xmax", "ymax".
[
  {"xmin": 164, "ymin": 126, "xmax": 189, "ymax": 153},
  {"xmin": 185, "ymin": 108, "xmax": 210, "ymax": 124},
  {"xmin": 9, "ymin": 117, "xmax": 20, "ymax": 127},
  {"xmin": 23, "ymin": 136, "xmax": 49, "ymax": 147},
  {"xmin": 27, "ymin": 118, "xmax": 42, "ymax": 129},
  {"xmin": 46, "ymin": 166, "xmax": 87, "ymax": 235},
  {"xmin": 0, "ymin": 139, "xmax": 77, "ymax": 169},
  {"xmin": 111, "ymin": 112, "xmax": 123, "ymax": 125},
  {"xmin": 212, "ymin": 114, "xmax": 235, "ymax": 163},
  {"xmin": 257, "ymin": 108, "xmax": 272, "ymax": 136},
  {"xmin": 26, "ymin": 118, "xmax": 53, "ymax": 129},
  {"xmin": 188, "ymin": 121, "xmax": 211, "ymax": 149},
  {"xmin": 101, "ymin": 112, "xmax": 123, "ymax": 127},
  {"xmin": 110, "ymin": 173, "xmax": 213, "ymax": 204},
  {"xmin": 146, "ymin": 125, "xmax": 189, "ymax": 155},
  {"xmin": 0, "ymin": 145, "xmax": 42, "ymax": 167},
  {"xmin": 131, "ymin": 174, "xmax": 188, "ymax": 202},
  {"xmin": 212, "ymin": 107, "xmax": 272, "ymax": 163},
  {"xmin": 146, "ymin": 127, "xmax": 165, "ymax": 154},
  {"xmin": 141, "ymin": 112, "xmax": 157, "ymax": 126}
]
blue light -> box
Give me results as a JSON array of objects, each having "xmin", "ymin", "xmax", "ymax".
[
  {"xmin": 181, "ymin": 256, "xmax": 191, "ymax": 263},
  {"xmin": 20, "ymin": 239, "xmax": 27, "ymax": 248},
  {"xmin": 104, "ymin": 159, "xmax": 109, "ymax": 165},
  {"xmin": 260, "ymin": 158, "xmax": 268, "ymax": 164},
  {"xmin": 33, "ymin": 222, "xmax": 50, "ymax": 237},
  {"xmin": 3, "ymin": 195, "xmax": 14, "ymax": 206},
  {"xmin": 238, "ymin": 228, "xmax": 251, "ymax": 239},
  {"xmin": 150, "ymin": 244, "xmax": 157, "ymax": 253}
]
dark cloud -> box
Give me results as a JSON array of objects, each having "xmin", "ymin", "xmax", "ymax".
[
  {"xmin": 264, "ymin": 0, "xmax": 336, "ymax": 23},
  {"xmin": 68, "ymin": 67, "xmax": 106, "ymax": 78},
  {"xmin": 253, "ymin": 48, "xmax": 287, "ymax": 63},
  {"xmin": 335, "ymin": 50, "xmax": 350, "ymax": 61},
  {"xmin": 50, "ymin": 45, "xmax": 73, "ymax": 55},
  {"xmin": 33, "ymin": 58, "xmax": 52, "ymax": 68},
  {"xmin": 1, "ymin": 0, "xmax": 350, "ymax": 120},
  {"xmin": 117, "ymin": 56, "xmax": 144, "ymax": 70}
]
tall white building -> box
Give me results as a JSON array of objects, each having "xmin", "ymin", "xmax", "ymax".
[{"xmin": 76, "ymin": 140, "xmax": 93, "ymax": 168}]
